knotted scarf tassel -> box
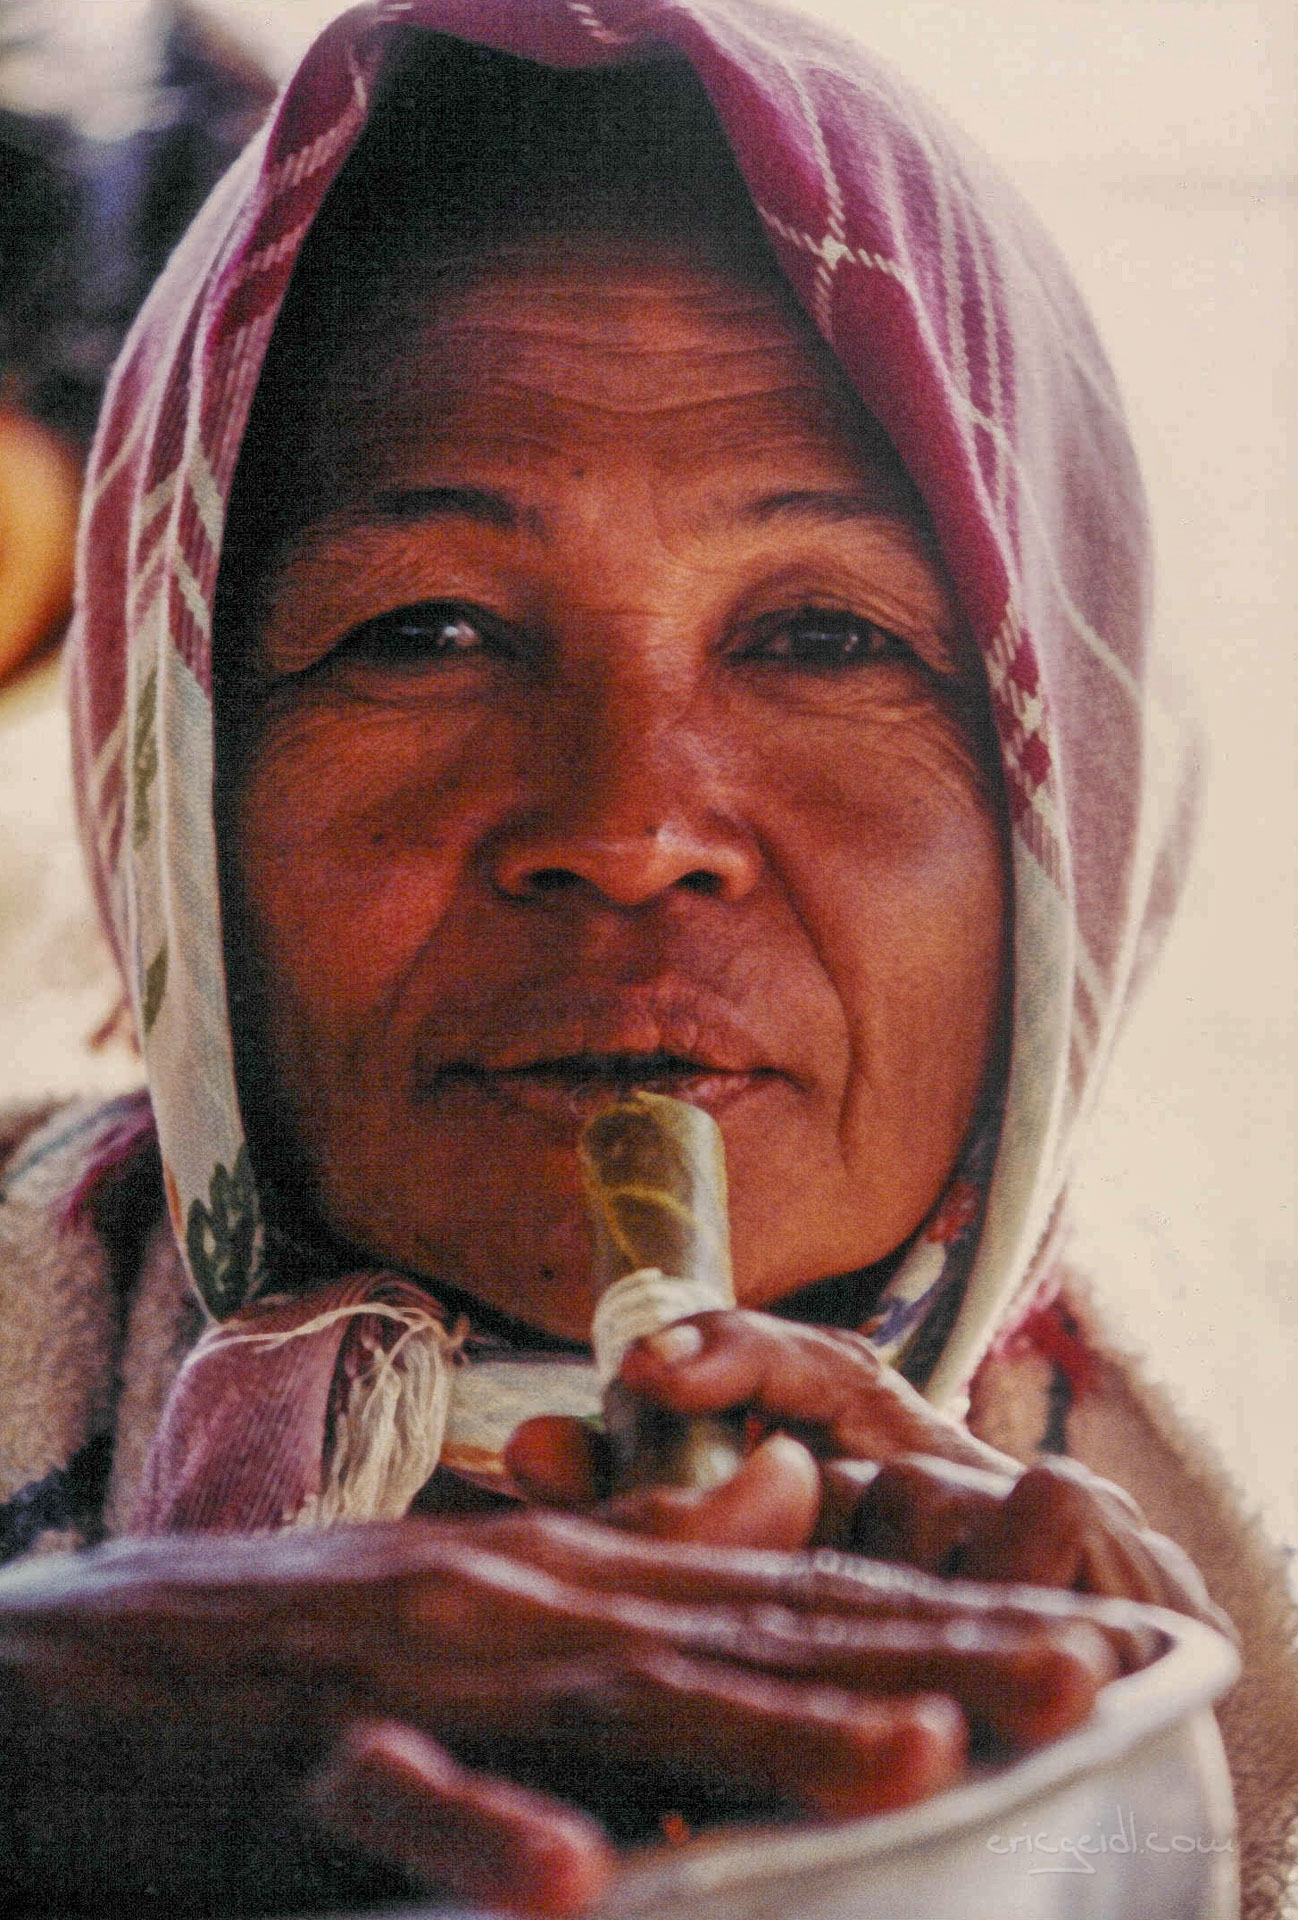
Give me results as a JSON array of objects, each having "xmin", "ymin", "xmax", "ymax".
[
  {"xmin": 132, "ymin": 1279, "xmax": 464, "ymax": 1534},
  {"xmin": 294, "ymin": 1302, "xmax": 459, "ymax": 1528}
]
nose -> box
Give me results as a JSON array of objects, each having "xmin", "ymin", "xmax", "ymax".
[{"xmin": 485, "ymin": 687, "xmax": 762, "ymax": 909}]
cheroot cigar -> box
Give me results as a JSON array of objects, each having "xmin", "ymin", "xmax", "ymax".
[{"xmin": 580, "ymin": 1092, "xmax": 747, "ymax": 1494}]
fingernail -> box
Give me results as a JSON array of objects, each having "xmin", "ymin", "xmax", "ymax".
[{"xmin": 642, "ymin": 1322, "xmax": 704, "ymax": 1367}]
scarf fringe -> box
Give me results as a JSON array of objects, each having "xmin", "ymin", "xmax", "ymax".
[
  {"xmin": 294, "ymin": 1307, "xmax": 461, "ymax": 1527},
  {"xmin": 209, "ymin": 1296, "xmax": 466, "ymax": 1529}
]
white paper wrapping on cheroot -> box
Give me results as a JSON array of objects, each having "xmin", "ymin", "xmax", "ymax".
[{"xmin": 591, "ymin": 1266, "xmax": 735, "ymax": 1388}]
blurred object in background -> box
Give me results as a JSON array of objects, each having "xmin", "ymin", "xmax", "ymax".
[
  {"xmin": 0, "ymin": 398, "xmax": 78, "ymax": 682},
  {"xmin": 0, "ymin": 0, "xmax": 274, "ymax": 682}
]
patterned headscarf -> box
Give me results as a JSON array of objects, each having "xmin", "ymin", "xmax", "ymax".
[{"xmin": 65, "ymin": 0, "xmax": 1194, "ymax": 1522}]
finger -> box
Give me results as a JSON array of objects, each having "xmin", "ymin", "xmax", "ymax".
[
  {"xmin": 507, "ymin": 1418, "xmax": 609, "ymax": 1509},
  {"xmin": 406, "ymin": 1651, "xmax": 966, "ymax": 1819},
  {"xmin": 849, "ymin": 1455, "xmax": 1015, "ymax": 1572},
  {"xmin": 479, "ymin": 1510, "xmax": 1159, "ymax": 1665},
  {"xmin": 976, "ymin": 1461, "xmax": 1230, "ymax": 1630},
  {"xmin": 387, "ymin": 1593, "xmax": 1112, "ymax": 1754},
  {"xmin": 704, "ymin": 1614, "xmax": 1117, "ymax": 1749},
  {"xmin": 306, "ymin": 1721, "xmax": 614, "ymax": 1917},
  {"xmin": 7, "ymin": 1537, "xmax": 644, "ymax": 1671},
  {"xmin": 471, "ymin": 1510, "xmax": 1001, "ymax": 1624},
  {"xmin": 600, "ymin": 1434, "xmax": 821, "ymax": 1551},
  {"xmin": 606, "ymin": 1648, "xmax": 967, "ymax": 1818},
  {"xmin": 619, "ymin": 1312, "xmax": 1015, "ymax": 1471},
  {"xmin": 962, "ymin": 1460, "xmax": 1143, "ymax": 1588},
  {"xmin": 13, "ymin": 1525, "xmax": 977, "ymax": 1684},
  {"xmin": 7, "ymin": 1539, "xmax": 595, "ymax": 1669}
]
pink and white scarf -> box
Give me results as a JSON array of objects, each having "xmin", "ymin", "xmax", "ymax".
[{"xmin": 63, "ymin": 0, "xmax": 1194, "ymax": 1530}]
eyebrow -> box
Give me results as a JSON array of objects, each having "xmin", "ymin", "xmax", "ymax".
[
  {"xmin": 739, "ymin": 489, "xmax": 910, "ymax": 528},
  {"xmin": 369, "ymin": 485, "xmax": 520, "ymax": 529},
  {"xmin": 361, "ymin": 484, "xmax": 906, "ymax": 540}
]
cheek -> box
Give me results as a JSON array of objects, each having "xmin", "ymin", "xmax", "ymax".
[
  {"xmin": 759, "ymin": 705, "xmax": 1006, "ymax": 1169},
  {"xmin": 762, "ymin": 696, "xmax": 1003, "ymax": 930},
  {"xmin": 231, "ymin": 694, "xmax": 498, "ymax": 1019}
]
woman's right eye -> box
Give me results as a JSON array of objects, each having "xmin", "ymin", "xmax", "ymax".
[{"xmin": 336, "ymin": 601, "xmax": 507, "ymax": 670}]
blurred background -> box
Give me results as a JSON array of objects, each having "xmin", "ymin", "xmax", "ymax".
[{"xmin": 1, "ymin": 0, "xmax": 1294, "ymax": 1546}]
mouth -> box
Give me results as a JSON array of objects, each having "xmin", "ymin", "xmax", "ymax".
[
  {"xmin": 411, "ymin": 981, "xmax": 796, "ymax": 1125},
  {"xmin": 417, "ymin": 1052, "xmax": 779, "ymax": 1124}
]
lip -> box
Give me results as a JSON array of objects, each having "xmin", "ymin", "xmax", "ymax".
[
  {"xmin": 411, "ymin": 981, "xmax": 797, "ymax": 1125},
  {"xmin": 424, "ymin": 1056, "xmax": 778, "ymax": 1125}
]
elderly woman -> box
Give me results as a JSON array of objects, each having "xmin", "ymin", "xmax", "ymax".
[{"xmin": 1, "ymin": 1, "xmax": 1294, "ymax": 1914}]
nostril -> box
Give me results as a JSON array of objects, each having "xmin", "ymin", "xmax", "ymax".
[
  {"xmin": 527, "ymin": 868, "xmax": 583, "ymax": 896},
  {"xmin": 491, "ymin": 823, "xmax": 761, "ymax": 907}
]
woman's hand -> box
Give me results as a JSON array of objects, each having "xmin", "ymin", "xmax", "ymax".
[
  {"xmin": 509, "ymin": 1310, "xmax": 1013, "ymax": 1542},
  {"xmin": 0, "ymin": 1509, "xmax": 1123, "ymax": 1917},
  {"xmin": 841, "ymin": 1450, "xmax": 1227, "ymax": 1620},
  {"xmin": 506, "ymin": 1310, "xmax": 1227, "ymax": 1631}
]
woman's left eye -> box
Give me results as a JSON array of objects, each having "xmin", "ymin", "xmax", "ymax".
[{"xmin": 740, "ymin": 610, "xmax": 910, "ymax": 669}]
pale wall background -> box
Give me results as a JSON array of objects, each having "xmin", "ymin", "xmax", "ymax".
[{"xmin": 1, "ymin": 0, "xmax": 1294, "ymax": 1545}]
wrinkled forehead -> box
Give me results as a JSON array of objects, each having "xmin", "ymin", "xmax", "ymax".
[{"xmin": 294, "ymin": 232, "xmax": 927, "ymax": 524}]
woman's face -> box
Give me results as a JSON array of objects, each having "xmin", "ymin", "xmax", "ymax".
[{"xmin": 229, "ymin": 236, "xmax": 1006, "ymax": 1341}]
